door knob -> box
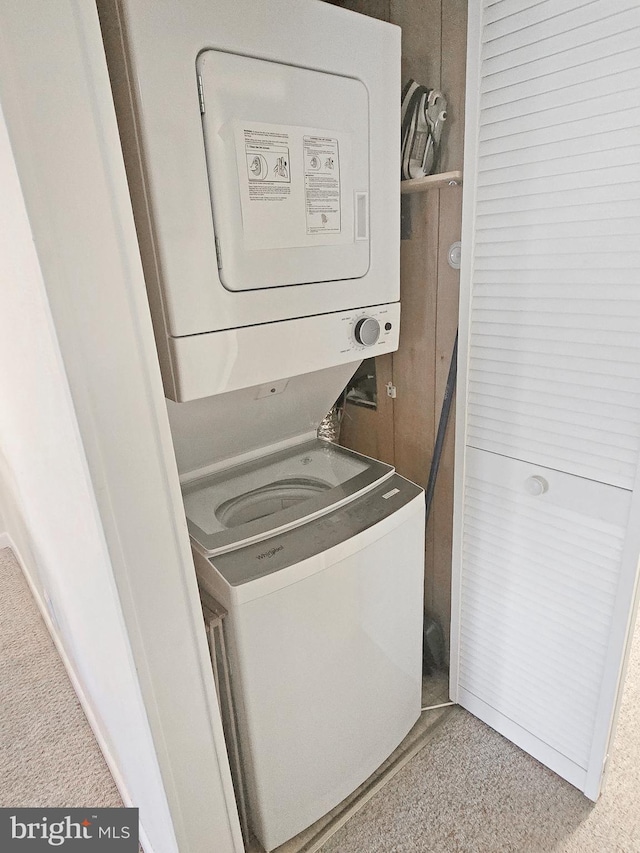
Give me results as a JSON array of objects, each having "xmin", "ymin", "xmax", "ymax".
[{"xmin": 525, "ymin": 475, "xmax": 549, "ymax": 496}]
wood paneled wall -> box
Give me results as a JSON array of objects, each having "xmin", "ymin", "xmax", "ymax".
[{"xmin": 328, "ymin": 0, "xmax": 467, "ymax": 654}]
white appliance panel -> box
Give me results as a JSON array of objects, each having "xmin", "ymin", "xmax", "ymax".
[
  {"xmin": 168, "ymin": 302, "xmax": 399, "ymax": 401},
  {"xmin": 199, "ymin": 51, "xmax": 369, "ymax": 290},
  {"xmin": 167, "ymin": 363, "xmax": 362, "ymax": 479},
  {"xmin": 194, "ymin": 479, "xmax": 424, "ymax": 850}
]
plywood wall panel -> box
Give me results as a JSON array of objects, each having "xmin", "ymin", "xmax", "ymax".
[
  {"xmin": 391, "ymin": 0, "xmax": 440, "ymax": 620},
  {"xmin": 392, "ymin": 191, "xmax": 440, "ymax": 486},
  {"xmin": 373, "ymin": 353, "xmax": 396, "ymax": 465},
  {"xmin": 431, "ymin": 186, "xmax": 463, "ymax": 648},
  {"xmin": 339, "ymin": 404, "xmax": 380, "ymax": 461},
  {"xmin": 428, "ymin": 0, "xmax": 467, "ymax": 649},
  {"xmin": 323, "ymin": 0, "xmax": 390, "ymax": 22},
  {"xmin": 391, "ymin": 0, "xmax": 442, "ymax": 87},
  {"xmin": 339, "ymin": 353, "xmax": 395, "ymax": 465},
  {"xmin": 440, "ymin": 0, "xmax": 467, "ymax": 172}
]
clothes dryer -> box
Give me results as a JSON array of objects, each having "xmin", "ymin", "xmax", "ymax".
[{"xmin": 98, "ymin": 0, "xmax": 401, "ymax": 401}]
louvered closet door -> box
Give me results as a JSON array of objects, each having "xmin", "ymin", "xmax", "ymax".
[{"xmin": 452, "ymin": 0, "xmax": 640, "ymax": 800}]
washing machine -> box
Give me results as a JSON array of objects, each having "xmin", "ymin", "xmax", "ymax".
[{"xmin": 187, "ymin": 438, "xmax": 425, "ymax": 851}]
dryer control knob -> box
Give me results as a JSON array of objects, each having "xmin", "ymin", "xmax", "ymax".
[{"xmin": 354, "ymin": 317, "xmax": 381, "ymax": 347}]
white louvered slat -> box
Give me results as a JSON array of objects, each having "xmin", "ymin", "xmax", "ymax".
[
  {"xmin": 476, "ymin": 183, "xmax": 640, "ymax": 219},
  {"xmin": 479, "ymin": 107, "xmax": 640, "ymax": 158},
  {"xmin": 475, "ymin": 233, "xmax": 639, "ymax": 255},
  {"xmin": 468, "ymin": 401, "xmax": 637, "ymax": 451},
  {"xmin": 469, "ymin": 375, "xmax": 640, "ymax": 417},
  {"xmin": 464, "ymin": 500, "xmax": 624, "ymax": 565},
  {"xmin": 472, "ymin": 285, "xmax": 640, "ymax": 302},
  {"xmin": 482, "ymin": 46, "xmax": 640, "ymax": 112},
  {"xmin": 479, "ymin": 147, "xmax": 640, "ymax": 188},
  {"xmin": 476, "ymin": 199, "xmax": 640, "ymax": 229},
  {"xmin": 477, "ymin": 168, "xmax": 640, "ymax": 203},
  {"xmin": 462, "ymin": 543, "xmax": 617, "ymax": 609},
  {"xmin": 468, "ymin": 389, "xmax": 639, "ymax": 439},
  {"xmin": 468, "ymin": 323, "xmax": 640, "ymax": 485},
  {"xmin": 474, "ymin": 251, "xmax": 640, "ymax": 269},
  {"xmin": 484, "ymin": 0, "xmax": 601, "ymax": 38},
  {"xmin": 475, "ymin": 216, "xmax": 640, "ymax": 243},
  {"xmin": 482, "ymin": 9, "xmax": 640, "ymax": 77},
  {"xmin": 471, "ymin": 358, "xmax": 635, "ymax": 395},
  {"xmin": 483, "ymin": 0, "xmax": 543, "ymax": 24},
  {"xmin": 458, "ymin": 450, "xmax": 630, "ymax": 771},
  {"xmin": 481, "ymin": 24, "xmax": 640, "ymax": 94},
  {"xmin": 480, "ymin": 68, "xmax": 640, "ymax": 128},
  {"xmin": 482, "ymin": 0, "xmax": 640, "ymax": 61},
  {"xmin": 479, "ymin": 128, "xmax": 640, "ymax": 171}
]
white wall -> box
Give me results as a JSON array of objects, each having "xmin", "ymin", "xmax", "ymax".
[
  {"xmin": 0, "ymin": 99, "xmax": 175, "ymax": 851},
  {"xmin": 0, "ymin": 2, "xmax": 242, "ymax": 852}
]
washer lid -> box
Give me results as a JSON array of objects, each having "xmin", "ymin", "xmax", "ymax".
[{"xmin": 183, "ymin": 439, "xmax": 393, "ymax": 556}]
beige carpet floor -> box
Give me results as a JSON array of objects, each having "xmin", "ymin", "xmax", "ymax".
[{"xmin": 0, "ymin": 547, "xmax": 122, "ymax": 807}]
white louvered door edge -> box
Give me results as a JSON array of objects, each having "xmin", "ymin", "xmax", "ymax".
[{"xmin": 452, "ymin": 0, "xmax": 640, "ymax": 800}]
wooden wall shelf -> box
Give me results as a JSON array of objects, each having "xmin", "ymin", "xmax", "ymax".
[{"xmin": 401, "ymin": 170, "xmax": 463, "ymax": 194}]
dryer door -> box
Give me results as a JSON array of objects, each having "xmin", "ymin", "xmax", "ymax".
[{"xmin": 198, "ymin": 50, "xmax": 370, "ymax": 292}]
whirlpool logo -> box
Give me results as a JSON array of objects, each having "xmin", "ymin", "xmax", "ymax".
[
  {"xmin": 256, "ymin": 544, "xmax": 283, "ymax": 560},
  {"xmin": 1, "ymin": 808, "xmax": 138, "ymax": 850}
]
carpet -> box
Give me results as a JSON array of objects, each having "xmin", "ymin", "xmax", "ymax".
[{"xmin": 0, "ymin": 547, "xmax": 122, "ymax": 808}]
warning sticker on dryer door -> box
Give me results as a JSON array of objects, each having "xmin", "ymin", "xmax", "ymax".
[
  {"xmin": 304, "ymin": 136, "xmax": 341, "ymax": 235},
  {"xmin": 233, "ymin": 121, "xmax": 349, "ymax": 251},
  {"xmin": 244, "ymin": 127, "xmax": 292, "ymax": 199}
]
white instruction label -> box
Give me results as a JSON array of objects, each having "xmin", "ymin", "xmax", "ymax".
[
  {"xmin": 303, "ymin": 136, "xmax": 341, "ymax": 235},
  {"xmin": 234, "ymin": 121, "xmax": 350, "ymax": 251},
  {"xmin": 244, "ymin": 127, "xmax": 291, "ymax": 199}
]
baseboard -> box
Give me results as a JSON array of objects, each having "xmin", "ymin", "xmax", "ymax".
[{"xmin": 2, "ymin": 537, "xmax": 155, "ymax": 853}]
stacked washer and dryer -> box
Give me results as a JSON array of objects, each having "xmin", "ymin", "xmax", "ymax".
[{"xmin": 98, "ymin": 1, "xmax": 425, "ymax": 849}]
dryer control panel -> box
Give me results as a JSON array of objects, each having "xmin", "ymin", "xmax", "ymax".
[{"xmin": 169, "ymin": 303, "xmax": 401, "ymax": 401}]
